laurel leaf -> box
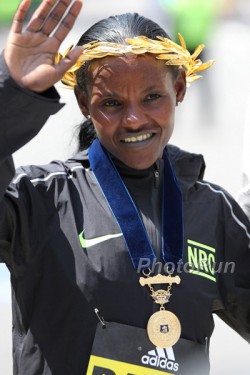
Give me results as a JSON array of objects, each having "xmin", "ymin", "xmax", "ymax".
[
  {"xmin": 192, "ymin": 60, "xmax": 215, "ymax": 73},
  {"xmin": 177, "ymin": 33, "xmax": 187, "ymax": 50},
  {"xmin": 191, "ymin": 44, "xmax": 205, "ymax": 60},
  {"xmin": 57, "ymin": 34, "xmax": 215, "ymax": 88}
]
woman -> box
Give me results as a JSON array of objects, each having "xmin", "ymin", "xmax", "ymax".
[{"xmin": 1, "ymin": 0, "xmax": 250, "ymax": 374}]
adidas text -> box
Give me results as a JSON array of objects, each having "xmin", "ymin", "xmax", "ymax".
[{"xmin": 141, "ymin": 354, "xmax": 179, "ymax": 372}]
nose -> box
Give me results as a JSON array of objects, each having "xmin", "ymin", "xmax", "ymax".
[{"xmin": 123, "ymin": 104, "xmax": 148, "ymax": 129}]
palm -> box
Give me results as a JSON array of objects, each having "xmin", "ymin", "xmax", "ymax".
[
  {"xmin": 7, "ymin": 32, "xmax": 60, "ymax": 90},
  {"xmin": 4, "ymin": 0, "xmax": 82, "ymax": 92}
]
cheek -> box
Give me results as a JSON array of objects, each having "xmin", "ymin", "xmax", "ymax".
[
  {"xmin": 157, "ymin": 102, "xmax": 175, "ymax": 126},
  {"xmin": 91, "ymin": 106, "xmax": 117, "ymax": 129},
  {"xmin": 158, "ymin": 105, "xmax": 176, "ymax": 141},
  {"xmin": 91, "ymin": 108, "xmax": 122, "ymax": 141},
  {"xmin": 92, "ymin": 120, "xmax": 114, "ymax": 145}
]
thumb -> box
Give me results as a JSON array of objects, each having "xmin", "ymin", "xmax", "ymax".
[{"xmin": 55, "ymin": 46, "xmax": 84, "ymax": 85}]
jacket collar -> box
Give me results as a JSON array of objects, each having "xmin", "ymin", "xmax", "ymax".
[
  {"xmin": 69, "ymin": 143, "xmax": 205, "ymax": 192},
  {"xmin": 167, "ymin": 144, "xmax": 205, "ymax": 191}
]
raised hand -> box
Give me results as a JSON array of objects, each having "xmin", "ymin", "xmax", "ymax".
[{"xmin": 4, "ymin": 0, "xmax": 83, "ymax": 92}]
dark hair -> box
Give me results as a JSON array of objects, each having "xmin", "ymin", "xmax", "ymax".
[{"xmin": 76, "ymin": 13, "xmax": 174, "ymax": 151}]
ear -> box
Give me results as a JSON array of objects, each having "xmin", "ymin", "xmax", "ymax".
[
  {"xmin": 175, "ymin": 68, "xmax": 186, "ymax": 105},
  {"xmin": 74, "ymin": 86, "xmax": 90, "ymax": 118}
]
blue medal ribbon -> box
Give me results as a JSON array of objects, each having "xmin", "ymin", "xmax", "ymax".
[{"xmin": 88, "ymin": 139, "xmax": 183, "ymax": 269}]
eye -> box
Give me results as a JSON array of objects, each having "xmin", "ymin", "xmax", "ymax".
[
  {"xmin": 103, "ymin": 99, "xmax": 121, "ymax": 107},
  {"xmin": 144, "ymin": 93, "xmax": 161, "ymax": 102}
]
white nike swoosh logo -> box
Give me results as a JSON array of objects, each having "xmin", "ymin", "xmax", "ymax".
[{"xmin": 79, "ymin": 231, "xmax": 123, "ymax": 248}]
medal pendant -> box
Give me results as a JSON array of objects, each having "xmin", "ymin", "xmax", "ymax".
[{"xmin": 147, "ymin": 310, "xmax": 181, "ymax": 348}]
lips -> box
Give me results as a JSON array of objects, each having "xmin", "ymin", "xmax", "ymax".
[{"xmin": 121, "ymin": 133, "xmax": 154, "ymax": 143}]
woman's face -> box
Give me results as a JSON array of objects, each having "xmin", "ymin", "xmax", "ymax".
[{"xmin": 76, "ymin": 54, "xmax": 186, "ymax": 169}]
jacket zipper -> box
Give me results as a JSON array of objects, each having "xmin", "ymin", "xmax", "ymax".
[{"xmin": 154, "ymin": 165, "xmax": 160, "ymax": 188}]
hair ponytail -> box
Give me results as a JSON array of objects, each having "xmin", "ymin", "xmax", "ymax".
[{"xmin": 78, "ymin": 118, "xmax": 96, "ymax": 151}]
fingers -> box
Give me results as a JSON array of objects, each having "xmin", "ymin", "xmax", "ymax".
[
  {"xmin": 40, "ymin": 0, "xmax": 73, "ymax": 36},
  {"xmin": 26, "ymin": 0, "xmax": 82, "ymax": 37},
  {"xmin": 26, "ymin": 0, "xmax": 57, "ymax": 33},
  {"xmin": 53, "ymin": 0, "xmax": 83, "ymax": 44},
  {"xmin": 10, "ymin": 0, "xmax": 31, "ymax": 34}
]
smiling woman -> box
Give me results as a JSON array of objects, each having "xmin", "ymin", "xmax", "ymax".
[
  {"xmin": 72, "ymin": 12, "xmax": 212, "ymax": 170},
  {"xmin": 75, "ymin": 54, "xmax": 185, "ymax": 170},
  {"xmin": 0, "ymin": 1, "xmax": 250, "ymax": 375}
]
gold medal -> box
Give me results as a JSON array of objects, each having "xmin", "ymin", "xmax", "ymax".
[
  {"xmin": 140, "ymin": 271, "xmax": 182, "ymax": 347},
  {"xmin": 147, "ymin": 310, "xmax": 181, "ymax": 348}
]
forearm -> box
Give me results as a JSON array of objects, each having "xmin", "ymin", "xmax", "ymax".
[{"xmin": 0, "ymin": 52, "xmax": 64, "ymax": 198}]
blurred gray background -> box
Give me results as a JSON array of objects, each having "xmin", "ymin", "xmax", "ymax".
[{"xmin": 0, "ymin": 0, "xmax": 250, "ymax": 373}]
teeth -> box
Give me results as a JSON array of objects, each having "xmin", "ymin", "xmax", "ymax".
[{"xmin": 123, "ymin": 133, "xmax": 152, "ymax": 143}]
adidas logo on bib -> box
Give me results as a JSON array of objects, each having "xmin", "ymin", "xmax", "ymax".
[{"xmin": 141, "ymin": 347, "xmax": 179, "ymax": 372}]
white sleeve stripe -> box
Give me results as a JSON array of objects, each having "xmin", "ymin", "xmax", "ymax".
[
  {"xmin": 31, "ymin": 171, "xmax": 67, "ymax": 183},
  {"xmin": 12, "ymin": 166, "xmax": 85, "ymax": 185},
  {"xmin": 70, "ymin": 166, "xmax": 84, "ymax": 172},
  {"xmin": 12, "ymin": 173, "xmax": 28, "ymax": 184},
  {"xmin": 197, "ymin": 181, "xmax": 250, "ymax": 242}
]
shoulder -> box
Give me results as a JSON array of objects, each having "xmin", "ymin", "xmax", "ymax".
[
  {"xmin": 168, "ymin": 144, "xmax": 250, "ymax": 234},
  {"xmin": 9, "ymin": 156, "xmax": 87, "ymax": 191},
  {"xmin": 167, "ymin": 144, "xmax": 205, "ymax": 190}
]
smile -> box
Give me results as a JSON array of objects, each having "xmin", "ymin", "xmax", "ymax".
[{"xmin": 121, "ymin": 133, "xmax": 154, "ymax": 143}]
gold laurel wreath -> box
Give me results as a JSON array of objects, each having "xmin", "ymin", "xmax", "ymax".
[{"xmin": 55, "ymin": 33, "xmax": 215, "ymax": 88}]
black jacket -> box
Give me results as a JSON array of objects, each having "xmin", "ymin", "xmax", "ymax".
[{"xmin": 1, "ymin": 54, "xmax": 250, "ymax": 375}]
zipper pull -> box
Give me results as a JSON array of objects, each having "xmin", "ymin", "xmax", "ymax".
[{"xmin": 154, "ymin": 168, "xmax": 160, "ymax": 188}]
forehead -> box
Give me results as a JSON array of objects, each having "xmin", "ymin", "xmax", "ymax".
[{"xmin": 87, "ymin": 54, "xmax": 172, "ymax": 84}]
